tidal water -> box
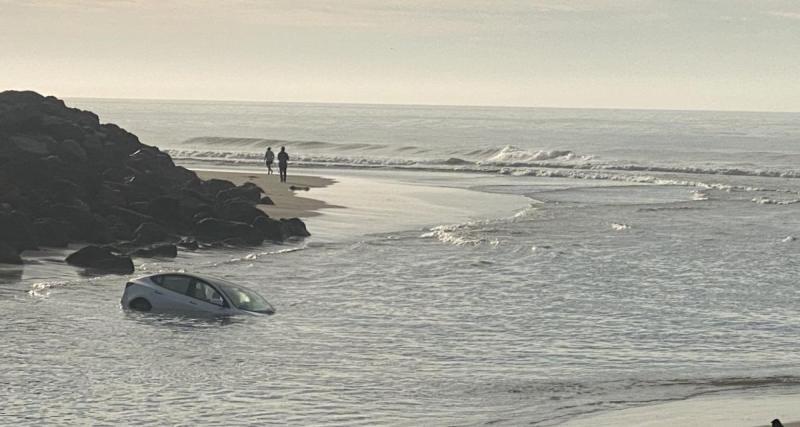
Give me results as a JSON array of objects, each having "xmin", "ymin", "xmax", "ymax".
[{"xmin": 3, "ymin": 100, "xmax": 800, "ymax": 425}]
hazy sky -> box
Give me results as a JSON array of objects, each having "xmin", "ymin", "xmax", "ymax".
[{"xmin": 2, "ymin": 0, "xmax": 799, "ymax": 111}]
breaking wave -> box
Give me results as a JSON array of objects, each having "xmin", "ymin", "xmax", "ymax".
[
  {"xmin": 167, "ymin": 137, "xmax": 800, "ymax": 197},
  {"xmin": 169, "ymin": 137, "xmax": 800, "ymax": 178},
  {"xmin": 420, "ymin": 206, "xmax": 538, "ymax": 247}
]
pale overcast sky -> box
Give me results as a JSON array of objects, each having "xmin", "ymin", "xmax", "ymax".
[{"xmin": 1, "ymin": 0, "xmax": 799, "ymax": 111}]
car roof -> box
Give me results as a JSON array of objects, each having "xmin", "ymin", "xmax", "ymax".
[{"xmin": 138, "ymin": 272, "xmax": 248, "ymax": 290}]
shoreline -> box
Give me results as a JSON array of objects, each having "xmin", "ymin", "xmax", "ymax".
[
  {"xmin": 192, "ymin": 166, "xmax": 534, "ymax": 241},
  {"xmin": 193, "ymin": 169, "xmax": 339, "ymax": 219},
  {"xmin": 563, "ymin": 391, "xmax": 800, "ymax": 427}
]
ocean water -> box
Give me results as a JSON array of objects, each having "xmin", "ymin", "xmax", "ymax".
[{"xmin": 3, "ymin": 99, "xmax": 800, "ymax": 425}]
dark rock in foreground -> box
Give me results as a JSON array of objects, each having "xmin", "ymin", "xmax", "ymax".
[
  {"xmin": 195, "ymin": 218, "xmax": 263, "ymax": 246},
  {"xmin": 0, "ymin": 242, "xmax": 22, "ymax": 265},
  {"xmin": 0, "ymin": 90, "xmax": 310, "ymax": 268},
  {"xmin": 65, "ymin": 245, "xmax": 134, "ymax": 274},
  {"xmin": 130, "ymin": 243, "xmax": 178, "ymax": 258}
]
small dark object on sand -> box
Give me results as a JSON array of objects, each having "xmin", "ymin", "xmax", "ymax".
[
  {"xmin": 773, "ymin": 419, "xmax": 784, "ymax": 427},
  {"xmin": 289, "ymin": 185, "xmax": 310, "ymax": 191}
]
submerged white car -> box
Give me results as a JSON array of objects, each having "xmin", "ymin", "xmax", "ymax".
[{"xmin": 121, "ymin": 273, "xmax": 275, "ymax": 316}]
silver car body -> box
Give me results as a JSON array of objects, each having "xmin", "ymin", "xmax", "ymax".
[{"xmin": 121, "ymin": 273, "xmax": 275, "ymax": 316}]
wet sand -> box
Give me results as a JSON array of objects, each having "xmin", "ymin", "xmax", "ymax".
[
  {"xmin": 192, "ymin": 167, "xmax": 533, "ymax": 242},
  {"xmin": 193, "ymin": 169, "xmax": 339, "ymax": 219},
  {"xmin": 562, "ymin": 392, "xmax": 800, "ymax": 427}
]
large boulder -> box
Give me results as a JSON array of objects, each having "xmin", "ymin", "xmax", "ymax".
[
  {"xmin": 216, "ymin": 182, "xmax": 263, "ymax": 203},
  {"xmin": 0, "ymin": 242, "xmax": 22, "ymax": 265},
  {"xmin": 146, "ymin": 196, "xmax": 182, "ymax": 225},
  {"xmin": 200, "ymin": 178, "xmax": 235, "ymax": 195},
  {"xmin": 133, "ymin": 222, "xmax": 171, "ymax": 245},
  {"xmin": 252, "ymin": 216, "xmax": 289, "ymax": 241},
  {"xmin": 217, "ymin": 200, "xmax": 269, "ymax": 224},
  {"xmin": 65, "ymin": 245, "xmax": 134, "ymax": 273},
  {"xmin": 281, "ymin": 217, "xmax": 311, "ymax": 237},
  {"xmin": 46, "ymin": 203, "xmax": 95, "ymax": 240},
  {"xmin": 32, "ymin": 218, "xmax": 70, "ymax": 248},
  {"xmin": 0, "ymin": 210, "xmax": 37, "ymax": 251},
  {"xmin": 130, "ymin": 243, "xmax": 178, "ymax": 258},
  {"xmin": 108, "ymin": 206, "xmax": 155, "ymax": 228},
  {"xmin": 195, "ymin": 218, "xmax": 263, "ymax": 245}
]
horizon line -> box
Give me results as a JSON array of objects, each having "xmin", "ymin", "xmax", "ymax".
[{"xmin": 58, "ymin": 94, "xmax": 800, "ymax": 115}]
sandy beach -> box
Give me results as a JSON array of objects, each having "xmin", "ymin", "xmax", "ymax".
[
  {"xmin": 562, "ymin": 392, "xmax": 800, "ymax": 427},
  {"xmin": 193, "ymin": 169, "xmax": 338, "ymax": 219},
  {"xmin": 193, "ymin": 166, "xmax": 534, "ymax": 241}
]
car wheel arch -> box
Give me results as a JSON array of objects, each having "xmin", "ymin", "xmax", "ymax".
[{"xmin": 129, "ymin": 297, "xmax": 152, "ymax": 312}]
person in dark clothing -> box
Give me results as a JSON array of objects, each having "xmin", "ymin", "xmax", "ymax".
[
  {"xmin": 278, "ymin": 146, "xmax": 289, "ymax": 183},
  {"xmin": 264, "ymin": 147, "xmax": 275, "ymax": 175}
]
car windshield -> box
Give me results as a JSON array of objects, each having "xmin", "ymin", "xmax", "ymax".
[{"xmin": 214, "ymin": 280, "xmax": 274, "ymax": 313}]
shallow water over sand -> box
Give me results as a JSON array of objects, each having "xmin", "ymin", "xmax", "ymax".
[{"xmin": 4, "ymin": 168, "xmax": 800, "ymax": 425}]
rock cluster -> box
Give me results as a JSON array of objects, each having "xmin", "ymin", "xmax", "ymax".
[{"xmin": 0, "ymin": 91, "xmax": 309, "ymax": 272}]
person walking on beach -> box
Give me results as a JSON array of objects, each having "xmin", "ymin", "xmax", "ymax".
[
  {"xmin": 264, "ymin": 147, "xmax": 275, "ymax": 175},
  {"xmin": 278, "ymin": 146, "xmax": 289, "ymax": 183}
]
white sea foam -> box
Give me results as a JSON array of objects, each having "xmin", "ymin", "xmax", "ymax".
[
  {"xmin": 751, "ymin": 197, "xmax": 800, "ymax": 205},
  {"xmin": 421, "ymin": 223, "xmax": 487, "ymax": 246},
  {"xmin": 482, "ymin": 145, "xmax": 580, "ymax": 164},
  {"xmin": 168, "ymin": 144, "xmax": 800, "ymax": 201},
  {"xmin": 611, "ymin": 223, "xmax": 631, "ymax": 231},
  {"xmin": 167, "ymin": 138, "xmax": 800, "ymax": 181}
]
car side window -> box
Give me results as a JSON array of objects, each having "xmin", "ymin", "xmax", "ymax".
[
  {"xmin": 158, "ymin": 275, "xmax": 193, "ymax": 294},
  {"xmin": 187, "ymin": 280, "xmax": 225, "ymax": 306}
]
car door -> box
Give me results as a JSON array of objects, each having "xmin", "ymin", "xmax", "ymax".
[
  {"xmin": 185, "ymin": 279, "xmax": 233, "ymax": 315},
  {"xmin": 150, "ymin": 274, "xmax": 198, "ymax": 312}
]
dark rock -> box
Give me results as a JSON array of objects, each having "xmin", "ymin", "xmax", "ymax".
[
  {"xmin": 174, "ymin": 190, "xmax": 214, "ymax": 224},
  {"xmin": 47, "ymin": 203, "xmax": 96, "ymax": 241},
  {"xmin": 55, "ymin": 139, "xmax": 88, "ymax": 162},
  {"xmin": 105, "ymin": 215, "xmax": 134, "ymax": 241},
  {"xmin": 281, "ymin": 217, "xmax": 311, "ymax": 237},
  {"xmin": 101, "ymin": 167, "xmax": 129, "ymax": 183},
  {"xmin": 95, "ymin": 184, "xmax": 126, "ymax": 209},
  {"xmin": 49, "ymin": 178, "xmax": 86, "ymax": 203},
  {"xmin": 192, "ymin": 209, "xmax": 215, "ymax": 222},
  {"xmin": 177, "ymin": 237, "xmax": 199, "ymax": 250},
  {"xmin": 289, "ymin": 185, "xmax": 310, "ymax": 191},
  {"xmin": 32, "ymin": 218, "xmax": 71, "ymax": 248},
  {"xmin": 129, "ymin": 201, "xmax": 150, "ymax": 214},
  {"xmin": 258, "ymin": 196, "xmax": 274, "ymax": 205},
  {"xmin": 87, "ymin": 215, "xmax": 113, "ymax": 244},
  {"xmin": 130, "ymin": 243, "xmax": 178, "ymax": 258},
  {"xmin": 217, "ymin": 182, "xmax": 262, "ymax": 203},
  {"xmin": 161, "ymin": 166, "xmax": 197, "ymax": 187},
  {"xmin": 0, "ymin": 90, "xmax": 310, "ymax": 270},
  {"xmin": 9, "ymin": 135, "xmax": 50, "ymax": 156},
  {"xmin": 217, "ymin": 200, "xmax": 269, "ymax": 223},
  {"xmin": 104, "ymin": 215, "xmax": 134, "ymax": 241},
  {"xmin": 195, "ymin": 218, "xmax": 263, "ymax": 245},
  {"xmin": 41, "ymin": 116, "xmax": 85, "ymax": 141},
  {"xmin": 108, "ymin": 206, "xmax": 155, "ymax": 228},
  {"xmin": 65, "ymin": 245, "xmax": 134, "ymax": 273},
  {"xmin": 200, "ymin": 178, "xmax": 236, "ymax": 195},
  {"xmin": 133, "ymin": 222, "xmax": 170, "ymax": 245},
  {"xmin": 146, "ymin": 196, "xmax": 181, "ymax": 224},
  {"xmin": 252, "ymin": 216, "xmax": 288, "ymax": 241},
  {"xmin": 0, "ymin": 242, "xmax": 23, "ymax": 265},
  {"xmin": 0, "ymin": 211, "xmax": 37, "ymax": 251}
]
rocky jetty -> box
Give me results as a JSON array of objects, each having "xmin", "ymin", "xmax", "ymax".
[{"xmin": 0, "ymin": 90, "xmax": 310, "ymax": 272}]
